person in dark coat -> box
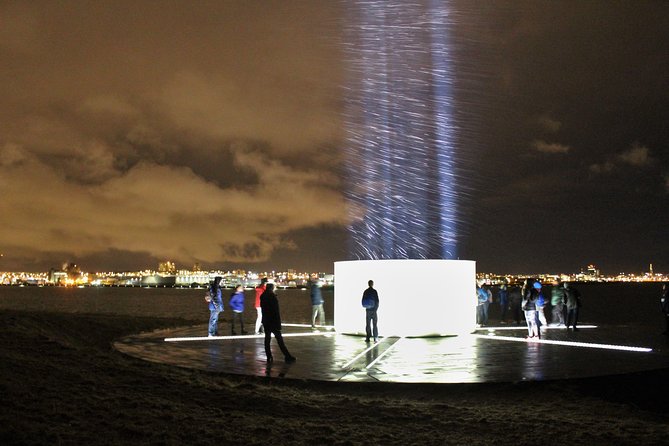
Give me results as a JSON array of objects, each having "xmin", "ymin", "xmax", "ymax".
[
  {"xmin": 207, "ymin": 276, "xmax": 224, "ymax": 337},
  {"xmin": 661, "ymin": 282, "xmax": 669, "ymax": 335},
  {"xmin": 508, "ymin": 283, "xmax": 523, "ymax": 325},
  {"xmin": 563, "ymin": 282, "xmax": 582, "ymax": 331},
  {"xmin": 260, "ymin": 283, "xmax": 296, "ymax": 363},
  {"xmin": 361, "ymin": 280, "xmax": 380, "ymax": 343}
]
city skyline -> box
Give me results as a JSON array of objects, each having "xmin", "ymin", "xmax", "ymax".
[{"xmin": 1, "ymin": 2, "xmax": 668, "ymax": 274}]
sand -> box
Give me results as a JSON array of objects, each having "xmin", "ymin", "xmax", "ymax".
[{"xmin": 1, "ymin": 310, "xmax": 668, "ymax": 446}]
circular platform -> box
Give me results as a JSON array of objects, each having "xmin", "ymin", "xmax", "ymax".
[{"xmin": 114, "ymin": 323, "xmax": 669, "ymax": 383}]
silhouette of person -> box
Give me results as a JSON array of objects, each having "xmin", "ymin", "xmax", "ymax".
[
  {"xmin": 498, "ymin": 282, "xmax": 509, "ymax": 323},
  {"xmin": 229, "ymin": 284, "xmax": 247, "ymax": 335},
  {"xmin": 361, "ymin": 280, "xmax": 379, "ymax": 343},
  {"xmin": 660, "ymin": 282, "xmax": 669, "ymax": 335},
  {"xmin": 309, "ymin": 276, "xmax": 325, "ymax": 328},
  {"xmin": 550, "ymin": 279, "xmax": 565, "ymax": 326},
  {"xmin": 254, "ymin": 277, "xmax": 267, "ymax": 335},
  {"xmin": 207, "ymin": 276, "xmax": 224, "ymax": 337},
  {"xmin": 563, "ymin": 282, "xmax": 581, "ymax": 331},
  {"xmin": 260, "ymin": 283, "xmax": 296, "ymax": 363}
]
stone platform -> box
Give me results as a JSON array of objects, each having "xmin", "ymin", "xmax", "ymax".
[{"xmin": 114, "ymin": 323, "xmax": 669, "ymax": 383}]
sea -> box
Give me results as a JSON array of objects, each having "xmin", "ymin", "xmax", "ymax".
[{"xmin": 0, "ymin": 282, "xmax": 665, "ymax": 328}]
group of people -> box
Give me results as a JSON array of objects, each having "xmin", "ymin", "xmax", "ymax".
[
  {"xmin": 206, "ymin": 277, "xmax": 381, "ymax": 363},
  {"xmin": 207, "ymin": 276, "xmax": 296, "ymax": 363},
  {"xmin": 476, "ymin": 279, "xmax": 582, "ymax": 339}
]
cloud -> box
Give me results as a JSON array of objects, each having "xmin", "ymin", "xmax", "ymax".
[
  {"xmin": 616, "ymin": 144, "xmax": 651, "ymax": 166},
  {"xmin": 0, "ymin": 147, "xmax": 348, "ymax": 266},
  {"xmin": 536, "ymin": 115, "xmax": 562, "ymax": 133},
  {"xmin": 590, "ymin": 144, "xmax": 653, "ymax": 174},
  {"xmin": 532, "ymin": 139, "xmax": 570, "ymax": 154}
]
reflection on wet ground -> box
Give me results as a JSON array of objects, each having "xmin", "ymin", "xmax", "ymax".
[{"xmin": 114, "ymin": 323, "xmax": 669, "ymax": 383}]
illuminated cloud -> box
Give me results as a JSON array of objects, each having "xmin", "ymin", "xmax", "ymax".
[
  {"xmin": 590, "ymin": 144, "xmax": 653, "ymax": 174},
  {"xmin": 536, "ymin": 115, "xmax": 562, "ymax": 133},
  {"xmin": 617, "ymin": 144, "xmax": 651, "ymax": 167},
  {"xmin": 532, "ymin": 140, "xmax": 570, "ymax": 154}
]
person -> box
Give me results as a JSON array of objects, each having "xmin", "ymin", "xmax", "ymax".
[
  {"xmin": 254, "ymin": 278, "xmax": 267, "ymax": 335},
  {"xmin": 521, "ymin": 280, "xmax": 540, "ymax": 339},
  {"xmin": 260, "ymin": 283, "xmax": 296, "ymax": 363},
  {"xmin": 229, "ymin": 284, "xmax": 247, "ymax": 335},
  {"xmin": 361, "ymin": 280, "xmax": 379, "ymax": 343},
  {"xmin": 498, "ymin": 282, "xmax": 509, "ymax": 323},
  {"xmin": 660, "ymin": 283, "xmax": 669, "ymax": 335},
  {"xmin": 207, "ymin": 276, "xmax": 224, "ymax": 337},
  {"xmin": 309, "ymin": 276, "xmax": 325, "ymax": 328},
  {"xmin": 508, "ymin": 283, "xmax": 523, "ymax": 325},
  {"xmin": 550, "ymin": 279, "xmax": 565, "ymax": 326},
  {"xmin": 476, "ymin": 281, "xmax": 491, "ymax": 326},
  {"xmin": 534, "ymin": 281, "xmax": 547, "ymax": 332},
  {"xmin": 563, "ymin": 282, "xmax": 581, "ymax": 331}
]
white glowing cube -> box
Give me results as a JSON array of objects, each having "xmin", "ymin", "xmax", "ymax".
[{"xmin": 334, "ymin": 259, "xmax": 477, "ymax": 337}]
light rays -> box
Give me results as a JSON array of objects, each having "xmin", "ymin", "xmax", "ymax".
[{"xmin": 342, "ymin": 1, "xmax": 460, "ymax": 260}]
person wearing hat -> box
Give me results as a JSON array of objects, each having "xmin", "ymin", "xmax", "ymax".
[{"xmin": 534, "ymin": 281, "xmax": 547, "ymax": 334}]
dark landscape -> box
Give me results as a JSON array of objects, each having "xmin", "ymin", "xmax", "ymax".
[{"xmin": 1, "ymin": 309, "xmax": 669, "ymax": 445}]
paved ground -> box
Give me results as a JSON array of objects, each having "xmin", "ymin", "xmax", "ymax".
[{"xmin": 114, "ymin": 323, "xmax": 669, "ymax": 383}]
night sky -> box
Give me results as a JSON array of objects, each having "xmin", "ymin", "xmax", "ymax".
[{"xmin": 1, "ymin": 1, "xmax": 667, "ymax": 275}]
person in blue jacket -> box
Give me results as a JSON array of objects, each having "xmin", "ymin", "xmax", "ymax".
[
  {"xmin": 229, "ymin": 284, "xmax": 247, "ymax": 335},
  {"xmin": 208, "ymin": 276, "xmax": 224, "ymax": 337}
]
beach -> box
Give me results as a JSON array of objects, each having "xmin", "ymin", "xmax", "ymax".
[{"xmin": 1, "ymin": 309, "xmax": 668, "ymax": 445}]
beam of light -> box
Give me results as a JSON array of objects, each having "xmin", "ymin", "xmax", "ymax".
[
  {"xmin": 472, "ymin": 334, "xmax": 653, "ymax": 353},
  {"xmin": 365, "ymin": 336, "xmax": 404, "ymax": 369},
  {"xmin": 282, "ymin": 323, "xmax": 336, "ymax": 330},
  {"xmin": 476, "ymin": 325, "xmax": 598, "ymax": 331},
  {"xmin": 340, "ymin": 338, "xmax": 389, "ymax": 369},
  {"xmin": 342, "ymin": 1, "xmax": 460, "ymax": 260},
  {"xmin": 164, "ymin": 332, "xmax": 332, "ymax": 342}
]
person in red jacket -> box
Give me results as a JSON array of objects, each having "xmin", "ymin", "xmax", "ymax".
[{"xmin": 254, "ymin": 277, "xmax": 267, "ymax": 335}]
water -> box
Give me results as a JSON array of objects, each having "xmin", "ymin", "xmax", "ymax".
[{"xmin": 0, "ymin": 283, "xmax": 664, "ymax": 328}]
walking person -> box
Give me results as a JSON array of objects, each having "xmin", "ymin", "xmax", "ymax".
[
  {"xmin": 254, "ymin": 278, "xmax": 267, "ymax": 335},
  {"xmin": 229, "ymin": 284, "xmax": 247, "ymax": 335},
  {"xmin": 660, "ymin": 282, "xmax": 669, "ymax": 335},
  {"xmin": 207, "ymin": 276, "xmax": 224, "ymax": 337},
  {"xmin": 309, "ymin": 276, "xmax": 325, "ymax": 328},
  {"xmin": 260, "ymin": 283, "xmax": 296, "ymax": 363},
  {"xmin": 563, "ymin": 282, "xmax": 581, "ymax": 331},
  {"xmin": 361, "ymin": 280, "xmax": 379, "ymax": 343},
  {"xmin": 550, "ymin": 279, "xmax": 565, "ymax": 326}
]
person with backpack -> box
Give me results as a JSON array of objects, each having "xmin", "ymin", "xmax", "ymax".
[
  {"xmin": 207, "ymin": 276, "xmax": 224, "ymax": 337},
  {"xmin": 361, "ymin": 280, "xmax": 379, "ymax": 343}
]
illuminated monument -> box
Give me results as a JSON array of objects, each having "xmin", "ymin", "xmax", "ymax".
[{"xmin": 336, "ymin": 1, "xmax": 475, "ymax": 336}]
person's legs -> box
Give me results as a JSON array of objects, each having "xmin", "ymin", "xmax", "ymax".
[
  {"xmin": 255, "ymin": 308, "xmax": 263, "ymax": 334},
  {"xmin": 264, "ymin": 329, "xmax": 273, "ymax": 361},
  {"xmin": 371, "ymin": 310, "xmax": 378, "ymax": 341},
  {"xmin": 208, "ymin": 310, "xmax": 219, "ymax": 336},
  {"xmin": 318, "ymin": 304, "xmax": 325, "ymax": 326},
  {"xmin": 273, "ymin": 330, "xmax": 295, "ymax": 361},
  {"xmin": 365, "ymin": 310, "xmax": 373, "ymax": 341},
  {"xmin": 311, "ymin": 305, "xmax": 318, "ymax": 327}
]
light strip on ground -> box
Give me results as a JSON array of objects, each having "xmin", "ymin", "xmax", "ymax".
[
  {"xmin": 472, "ymin": 333, "xmax": 653, "ymax": 352},
  {"xmin": 366, "ymin": 337, "xmax": 403, "ymax": 369},
  {"xmin": 282, "ymin": 323, "xmax": 335, "ymax": 330},
  {"xmin": 476, "ymin": 325, "xmax": 598, "ymax": 331},
  {"xmin": 341, "ymin": 341, "xmax": 383, "ymax": 369},
  {"xmin": 165, "ymin": 331, "xmax": 331, "ymax": 342}
]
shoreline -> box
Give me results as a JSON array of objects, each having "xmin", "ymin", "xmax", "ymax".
[{"xmin": 1, "ymin": 309, "xmax": 668, "ymax": 445}]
